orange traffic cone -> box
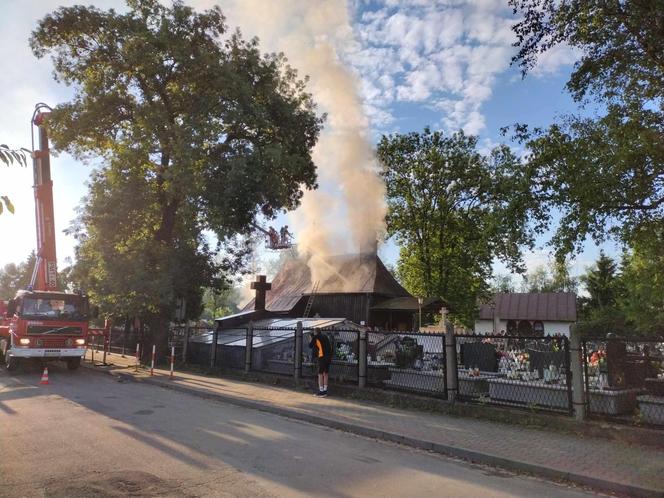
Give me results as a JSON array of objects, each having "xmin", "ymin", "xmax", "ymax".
[{"xmin": 40, "ymin": 367, "xmax": 49, "ymax": 385}]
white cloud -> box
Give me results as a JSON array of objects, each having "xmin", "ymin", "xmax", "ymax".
[
  {"xmin": 347, "ymin": 1, "xmax": 518, "ymax": 134},
  {"xmin": 530, "ymin": 43, "xmax": 580, "ymax": 77}
]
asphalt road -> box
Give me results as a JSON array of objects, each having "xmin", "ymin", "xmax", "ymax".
[{"xmin": 0, "ymin": 363, "xmax": 605, "ymax": 498}]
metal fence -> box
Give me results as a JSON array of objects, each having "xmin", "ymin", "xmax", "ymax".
[
  {"xmin": 250, "ymin": 327, "xmax": 297, "ymax": 375},
  {"xmin": 322, "ymin": 328, "xmax": 360, "ymax": 384},
  {"xmin": 366, "ymin": 331, "xmax": 446, "ymax": 398},
  {"xmin": 582, "ymin": 337, "xmax": 664, "ymax": 426},
  {"xmin": 174, "ymin": 324, "xmax": 664, "ymax": 428},
  {"xmin": 455, "ymin": 334, "xmax": 572, "ymax": 414}
]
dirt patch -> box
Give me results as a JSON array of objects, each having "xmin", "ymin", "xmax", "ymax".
[{"xmin": 45, "ymin": 470, "xmax": 188, "ymax": 497}]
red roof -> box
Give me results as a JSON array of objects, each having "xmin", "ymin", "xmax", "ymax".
[{"xmin": 478, "ymin": 293, "xmax": 577, "ymax": 322}]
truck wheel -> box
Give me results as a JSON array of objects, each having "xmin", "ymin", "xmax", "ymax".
[
  {"xmin": 5, "ymin": 351, "xmax": 19, "ymax": 371},
  {"xmin": 67, "ymin": 358, "xmax": 81, "ymax": 370}
]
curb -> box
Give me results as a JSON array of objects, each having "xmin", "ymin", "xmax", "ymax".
[{"xmin": 82, "ymin": 363, "xmax": 663, "ymax": 498}]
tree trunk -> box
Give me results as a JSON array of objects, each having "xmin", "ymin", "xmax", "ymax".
[{"xmin": 142, "ymin": 310, "xmax": 170, "ymax": 365}]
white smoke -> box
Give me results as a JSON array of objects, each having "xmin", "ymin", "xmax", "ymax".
[{"xmin": 206, "ymin": 0, "xmax": 387, "ymax": 284}]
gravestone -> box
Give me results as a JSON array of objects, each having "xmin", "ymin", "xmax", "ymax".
[
  {"xmin": 606, "ymin": 339, "xmax": 627, "ymax": 389},
  {"xmin": 528, "ymin": 348, "xmax": 566, "ymax": 378},
  {"xmin": 460, "ymin": 342, "xmax": 497, "ymax": 372}
]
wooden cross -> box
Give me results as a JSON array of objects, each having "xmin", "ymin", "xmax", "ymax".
[{"xmin": 250, "ymin": 275, "xmax": 272, "ymax": 311}]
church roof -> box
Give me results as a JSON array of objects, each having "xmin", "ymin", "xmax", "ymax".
[
  {"xmin": 243, "ymin": 253, "xmax": 411, "ymax": 313},
  {"xmin": 478, "ymin": 292, "xmax": 577, "ymax": 322}
]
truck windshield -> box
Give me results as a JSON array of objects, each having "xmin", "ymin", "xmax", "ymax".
[{"xmin": 20, "ymin": 297, "xmax": 87, "ymax": 320}]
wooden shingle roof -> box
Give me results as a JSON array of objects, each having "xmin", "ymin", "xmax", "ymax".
[{"xmin": 243, "ymin": 253, "xmax": 411, "ymax": 312}]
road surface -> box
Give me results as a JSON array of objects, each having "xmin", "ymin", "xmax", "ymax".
[{"xmin": 0, "ymin": 363, "xmax": 604, "ymax": 497}]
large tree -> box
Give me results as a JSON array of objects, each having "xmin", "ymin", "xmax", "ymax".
[
  {"xmin": 509, "ymin": 1, "xmax": 664, "ymax": 256},
  {"xmin": 31, "ymin": 0, "xmax": 323, "ymax": 356},
  {"xmin": 378, "ymin": 128, "xmax": 534, "ymax": 325}
]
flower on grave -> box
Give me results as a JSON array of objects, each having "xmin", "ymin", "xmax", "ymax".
[{"xmin": 589, "ymin": 350, "xmax": 606, "ymax": 367}]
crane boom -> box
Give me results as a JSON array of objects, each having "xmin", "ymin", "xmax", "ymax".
[{"xmin": 29, "ymin": 104, "xmax": 58, "ymax": 291}]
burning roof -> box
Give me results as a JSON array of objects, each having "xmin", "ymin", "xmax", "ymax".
[{"xmin": 243, "ymin": 253, "xmax": 411, "ymax": 313}]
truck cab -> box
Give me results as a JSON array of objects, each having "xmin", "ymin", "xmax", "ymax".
[{"xmin": 0, "ymin": 290, "xmax": 91, "ymax": 370}]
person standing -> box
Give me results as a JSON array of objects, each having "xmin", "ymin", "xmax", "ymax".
[{"xmin": 309, "ymin": 328, "xmax": 332, "ymax": 397}]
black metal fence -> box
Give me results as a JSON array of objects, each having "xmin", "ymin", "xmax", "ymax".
[
  {"xmin": 175, "ymin": 324, "xmax": 664, "ymax": 428},
  {"xmin": 455, "ymin": 334, "xmax": 572, "ymax": 414},
  {"xmin": 325, "ymin": 328, "xmax": 360, "ymax": 384},
  {"xmin": 582, "ymin": 337, "xmax": 664, "ymax": 426},
  {"xmin": 250, "ymin": 327, "xmax": 296, "ymax": 375},
  {"xmin": 366, "ymin": 331, "xmax": 447, "ymax": 398}
]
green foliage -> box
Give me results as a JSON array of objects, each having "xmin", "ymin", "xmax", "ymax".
[
  {"xmin": 0, "ymin": 253, "xmax": 36, "ymax": 300},
  {"xmin": 200, "ymin": 286, "xmax": 241, "ymax": 322},
  {"xmin": 0, "ymin": 145, "xmax": 29, "ymax": 215},
  {"xmin": 378, "ymin": 128, "xmax": 535, "ymax": 325},
  {"xmin": 579, "ymin": 251, "xmax": 622, "ymax": 313},
  {"xmin": 619, "ymin": 223, "xmax": 664, "ymax": 335},
  {"xmin": 490, "ymin": 274, "xmax": 516, "ymax": 293},
  {"xmin": 32, "ymin": 0, "xmax": 323, "ymax": 352},
  {"xmin": 0, "ymin": 145, "xmax": 29, "ymax": 168},
  {"xmin": 508, "ymin": 1, "xmax": 664, "ymax": 256}
]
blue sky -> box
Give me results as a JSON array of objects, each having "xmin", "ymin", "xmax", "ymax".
[{"xmin": 0, "ymin": 0, "xmax": 617, "ymax": 288}]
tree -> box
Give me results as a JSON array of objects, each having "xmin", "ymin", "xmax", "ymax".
[
  {"xmin": 200, "ymin": 286, "xmax": 241, "ymax": 322},
  {"xmin": 508, "ymin": 1, "xmax": 664, "ymax": 256},
  {"xmin": 490, "ymin": 274, "xmax": 516, "ymax": 293},
  {"xmin": 521, "ymin": 259, "xmax": 577, "ymax": 293},
  {"xmin": 619, "ymin": 222, "xmax": 664, "ymax": 335},
  {"xmin": 576, "ymin": 251, "xmax": 627, "ymax": 337},
  {"xmin": 579, "ymin": 251, "xmax": 621, "ymax": 312},
  {"xmin": 0, "ymin": 253, "xmax": 36, "ymax": 300},
  {"xmin": 32, "ymin": 0, "xmax": 323, "ymax": 357},
  {"xmin": 378, "ymin": 128, "xmax": 535, "ymax": 325}
]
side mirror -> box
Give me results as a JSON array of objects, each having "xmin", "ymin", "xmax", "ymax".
[
  {"xmin": 7, "ymin": 299, "xmax": 16, "ymax": 316},
  {"xmin": 91, "ymin": 305, "xmax": 100, "ymax": 319}
]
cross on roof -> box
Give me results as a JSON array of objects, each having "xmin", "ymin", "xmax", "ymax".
[{"xmin": 250, "ymin": 275, "xmax": 271, "ymax": 311}]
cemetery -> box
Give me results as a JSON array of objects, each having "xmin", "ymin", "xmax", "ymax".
[
  {"xmin": 186, "ymin": 316, "xmax": 664, "ymax": 425},
  {"xmin": 454, "ymin": 335, "xmax": 664, "ymax": 419}
]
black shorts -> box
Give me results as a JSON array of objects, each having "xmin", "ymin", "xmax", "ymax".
[{"xmin": 317, "ymin": 357, "xmax": 331, "ymax": 374}]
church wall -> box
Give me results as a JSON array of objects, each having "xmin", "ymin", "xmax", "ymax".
[{"xmin": 310, "ymin": 293, "xmax": 370, "ymax": 325}]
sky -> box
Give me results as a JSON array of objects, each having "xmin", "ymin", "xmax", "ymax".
[{"xmin": 0, "ymin": 0, "xmax": 618, "ymax": 287}]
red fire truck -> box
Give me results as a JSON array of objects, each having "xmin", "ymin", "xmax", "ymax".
[{"xmin": 0, "ymin": 104, "xmax": 97, "ymax": 371}]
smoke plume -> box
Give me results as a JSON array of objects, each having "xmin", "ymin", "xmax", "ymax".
[{"xmin": 215, "ymin": 0, "xmax": 387, "ymax": 285}]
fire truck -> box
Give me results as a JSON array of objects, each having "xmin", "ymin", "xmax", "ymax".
[{"xmin": 0, "ymin": 104, "xmax": 97, "ymax": 371}]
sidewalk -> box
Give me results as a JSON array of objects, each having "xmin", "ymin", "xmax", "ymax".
[{"xmin": 85, "ymin": 351, "xmax": 664, "ymax": 498}]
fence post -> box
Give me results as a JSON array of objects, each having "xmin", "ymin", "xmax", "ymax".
[
  {"xmin": 182, "ymin": 323, "xmax": 190, "ymax": 363},
  {"xmin": 210, "ymin": 326, "xmax": 218, "ymax": 368},
  {"xmin": 294, "ymin": 322, "xmax": 303, "ymax": 381},
  {"xmin": 150, "ymin": 344, "xmax": 156, "ymax": 376},
  {"xmin": 135, "ymin": 343, "xmax": 140, "ymax": 372},
  {"xmin": 358, "ymin": 330, "xmax": 367, "ymax": 388},
  {"xmin": 245, "ymin": 322, "xmax": 253, "ymax": 373},
  {"xmin": 170, "ymin": 345, "xmax": 175, "ymax": 379},
  {"xmin": 569, "ymin": 325, "xmax": 586, "ymax": 421},
  {"xmin": 444, "ymin": 320, "xmax": 458, "ymax": 403}
]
